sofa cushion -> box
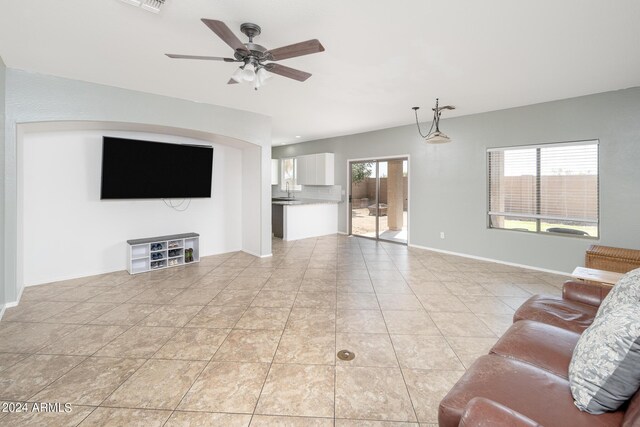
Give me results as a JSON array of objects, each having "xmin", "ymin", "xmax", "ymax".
[
  {"xmin": 459, "ymin": 397, "xmax": 542, "ymax": 427},
  {"xmin": 514, "ymin": 294, "xmax": 597, "ymax": 333},
  {"xmin": 490, "ymin": 320, "xmax": 580, "ymax": 379},
  {"xmin": 569, "ymin": 304, "xmax": 640, "ymax": 414},
  {"xmin": 597, "ymin": 267, "xmax": 640, "ymax": 316},
  {"xmin": 439, "ymin": 355, "xmax": 625, "ymax": 427}
]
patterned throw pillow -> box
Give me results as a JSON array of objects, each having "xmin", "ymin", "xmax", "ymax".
[
  {"xmin": 569, "ymin": 304, "xmax": 640, "ymax": 414},
  {"xmin": 597, "ymin": 267, "xmax": 640, "ymax": 316}
]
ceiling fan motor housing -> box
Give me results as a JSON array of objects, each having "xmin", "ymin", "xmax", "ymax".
[{"xmin": 235, "ymin": 43, "xmax": 269, "ymax": 63}]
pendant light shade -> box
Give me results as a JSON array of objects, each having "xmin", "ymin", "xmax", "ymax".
[{"xmin": 424, "ymin": 131, "xmax": 451, "ymax": 144}]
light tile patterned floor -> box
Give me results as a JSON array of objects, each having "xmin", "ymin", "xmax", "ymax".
[{"xmin": 0, "ymin": 235, "xmax": 566, "ymax": 426}]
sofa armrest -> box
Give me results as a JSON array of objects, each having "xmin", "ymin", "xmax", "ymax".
[
  {"xmin": 459, "ymin": 397, "xmax": 541, "ymax": 427},
  {"xmin": 562, "ymin": 280, "xmax": 611, "ymax": 307}
]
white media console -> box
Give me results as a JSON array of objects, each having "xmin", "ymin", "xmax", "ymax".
[{"xmin": 127, "ymin": 232, "xmax": 200, "ymax": 274}]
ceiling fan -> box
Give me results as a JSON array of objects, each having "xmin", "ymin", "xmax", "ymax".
[{"xmin": 166, "ymin": 19, "xmax": 325, "ymax": 90}]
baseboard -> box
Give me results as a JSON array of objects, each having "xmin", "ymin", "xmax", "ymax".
[
  {"xmin": 0, "ymin": 283, "xmax": 23, "ymax": 319},
  {"xmin": 1, "ymin": 298, "xmax": 18, "ymax": 319},
  {"xmin": 15, "ymin": 284, "xmax": 24, "ymax": 305},
  {"xmin": 337, "ymin": 231, "xmax": 348, "ymax": 235},
  {"xmin": 25, "ymin": 247, "xmax": 246, "ymax": 287},
  {"xmin": 407, "ymin": 243, "xmax": 572, "ymax": 276},
  {"xmin": 242, "ymin": 249, "xmax": 273, "ymax": 258},
  {"xmin": 25, "ymin": 271, "xmax": 116, "ymax": 287}
]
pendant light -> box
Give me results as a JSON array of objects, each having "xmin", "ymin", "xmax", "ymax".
[{"xmin": 412, "ymin": 98, "xmax": 455, "ymax": 144}]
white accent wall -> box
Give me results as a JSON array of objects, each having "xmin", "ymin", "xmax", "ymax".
[
  {"xmin": 22, "ymin": 130, "xmax": 242, "ymax": 286},
  {"xmin": 2, "ymin": 69, "xmax": 272, "ymax": 307}
]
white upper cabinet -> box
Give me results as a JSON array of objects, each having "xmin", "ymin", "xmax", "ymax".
[
  {"xmin": 271, "ymin": 159, "xmax": 279, "ymax": 185},
  {"xmin": 315, "ymin": 153, "xmax": 334, "ymax": 185},
  {"xmin": 296, "ymin": 153, "xmax": 334, "ymax": 186},
  {"xmin": 296, "ymin": 155, "xmax": 310, "ymax": 185}
]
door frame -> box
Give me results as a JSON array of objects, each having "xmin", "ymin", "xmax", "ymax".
[{"xmin": 346, "ymin": 155, "xmax": 410, "ymax": 245}]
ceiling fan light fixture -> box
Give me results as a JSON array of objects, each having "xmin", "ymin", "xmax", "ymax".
[
  {"xmin": 256, "ymin": 67, "xmax": 271, "ymax": 84},
  {"xmin": 241, "ymin": 62, "xmax": 256, "ymax": 82},
  {"xmin": 230, "ymin": 67, "xmax": 245, "ymax": 83},
  {"xmin": 253, "ymin": 67, "xmax": 272, "ymax": 90}
]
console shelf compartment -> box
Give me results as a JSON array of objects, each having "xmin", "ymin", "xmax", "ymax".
[{"xmin": 127, "ymin": 232, "xmax": 199, "ymax": 274}]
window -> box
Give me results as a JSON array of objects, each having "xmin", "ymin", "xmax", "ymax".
[
  {"xmin": 280, "ymin": 158, "xmax": 301, "ymax": 192},
  {"xmin": 488, "ymin": 140, "xmax": 599, "ymax": 237}
]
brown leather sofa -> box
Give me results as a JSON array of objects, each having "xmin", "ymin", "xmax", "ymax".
[{"xmin": 439, "ymin": 281, "xmax": 640, "ymax": 427}]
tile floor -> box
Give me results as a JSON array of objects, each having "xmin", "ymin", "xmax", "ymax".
[{"xmin": 0, "ymin": 235, "xmax": 566, "ymax": 426}]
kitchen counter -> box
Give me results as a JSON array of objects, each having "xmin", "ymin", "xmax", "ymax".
[
  {"xmin": 272, "ymin": 199, "xmax": 339, "ymax": 241},
  {"xmin": 271, "ymin": 198, "xmax": 340, "ymax": 206}
]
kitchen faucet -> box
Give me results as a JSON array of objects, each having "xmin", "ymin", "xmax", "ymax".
[{"xmin": 286, "ymin": 181, "xmax": 292, "ymax": 199}]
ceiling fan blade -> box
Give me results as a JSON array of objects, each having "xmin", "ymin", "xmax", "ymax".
[
  {"xmin": 265, "ymin": 63, "xmax": 312, "ymax": 82},
  {"xmin": 166, "ymin": 54, "xmax": 237, "ymax": 62},
  {"xmin": 266, "ymin": 39, "xmax": 325, "ymax": 61},
  {"xmin": 201, "ymin": 19, "xmax": 249, "ymax": 53},
  {"xmin": 227, "ymin": 79, "xmax": 239, "ymax": 84}
]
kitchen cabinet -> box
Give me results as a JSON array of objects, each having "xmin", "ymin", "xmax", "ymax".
[
  {"xmin": 271, "ymin": 159, "xmax": 279, "ymax": 185},
  {"xmin": 296, "ymin": 155, "xmax": 313, "ymax": 185},
  {"xmin": 272, "ymin": 201, "xmax": 338, "ymax": 241},
  {"xmin": 283, "ymin": 202, "xmax": 338, "ymax": 240},
  {"xmin": 296, "ymin": 153, "xmax": 334, "ymax": 185}
]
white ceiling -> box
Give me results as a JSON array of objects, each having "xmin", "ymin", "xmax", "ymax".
[{"xmin": 1, "ymin": 1, "xmax": 640, "ymax": 145}]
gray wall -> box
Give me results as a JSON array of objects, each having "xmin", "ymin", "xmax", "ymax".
[
  {"xmin": 0, "ymin": 57, "xmax": 5, "ymax": 309},
  {"xmin": 3, "ymin": 69, "xmax": 272, "ymax": 306},
  {"xmin": 273, "ymin": 88, "xmax": 640, "ymax": 273}
]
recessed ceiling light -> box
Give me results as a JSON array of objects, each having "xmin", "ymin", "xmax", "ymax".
[{"xmin": 295, "ymin": 135, "xmax": 301, "ymax": 138}]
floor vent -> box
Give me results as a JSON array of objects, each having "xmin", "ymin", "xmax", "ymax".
[{"xmin": 337, "ymin": 350, "xmax": 355, "ymax": 361}]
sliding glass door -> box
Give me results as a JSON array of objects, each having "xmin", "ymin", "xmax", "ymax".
[
  {"xmin": 349, "ymin": 158, "xmax": 408, "ymax": 244},
  {"xmin": 349, "ymin": 161, "xmax": 378, "ymax": 239}
]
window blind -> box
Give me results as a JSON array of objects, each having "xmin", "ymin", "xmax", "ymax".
[{"xmin": 488, "ymin": 140, "xmax": 599, "ymax": 236}]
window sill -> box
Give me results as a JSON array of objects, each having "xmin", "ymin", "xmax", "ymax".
[{"xmin": 487, "ymin": 227, "xmax": 599, "ymax": 240}]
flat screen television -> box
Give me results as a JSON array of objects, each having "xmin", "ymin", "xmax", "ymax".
[{"xmin": 100, "ymin": 136, "xmax": 214, "ymax": 199}]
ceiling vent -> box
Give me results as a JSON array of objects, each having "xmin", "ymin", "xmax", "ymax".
[{"xmin": 119, "ymin": 0, "xmax": 165, "ymax": 14}]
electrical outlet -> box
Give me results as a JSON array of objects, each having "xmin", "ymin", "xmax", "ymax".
[{"xmin": 440, "ymin": 232, "xmax": 445, "ymax": 239}]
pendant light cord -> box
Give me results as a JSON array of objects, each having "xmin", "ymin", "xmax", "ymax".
[{"xmin": 413, "ymin": 107, "xmax": 436, "ymax": 138}]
